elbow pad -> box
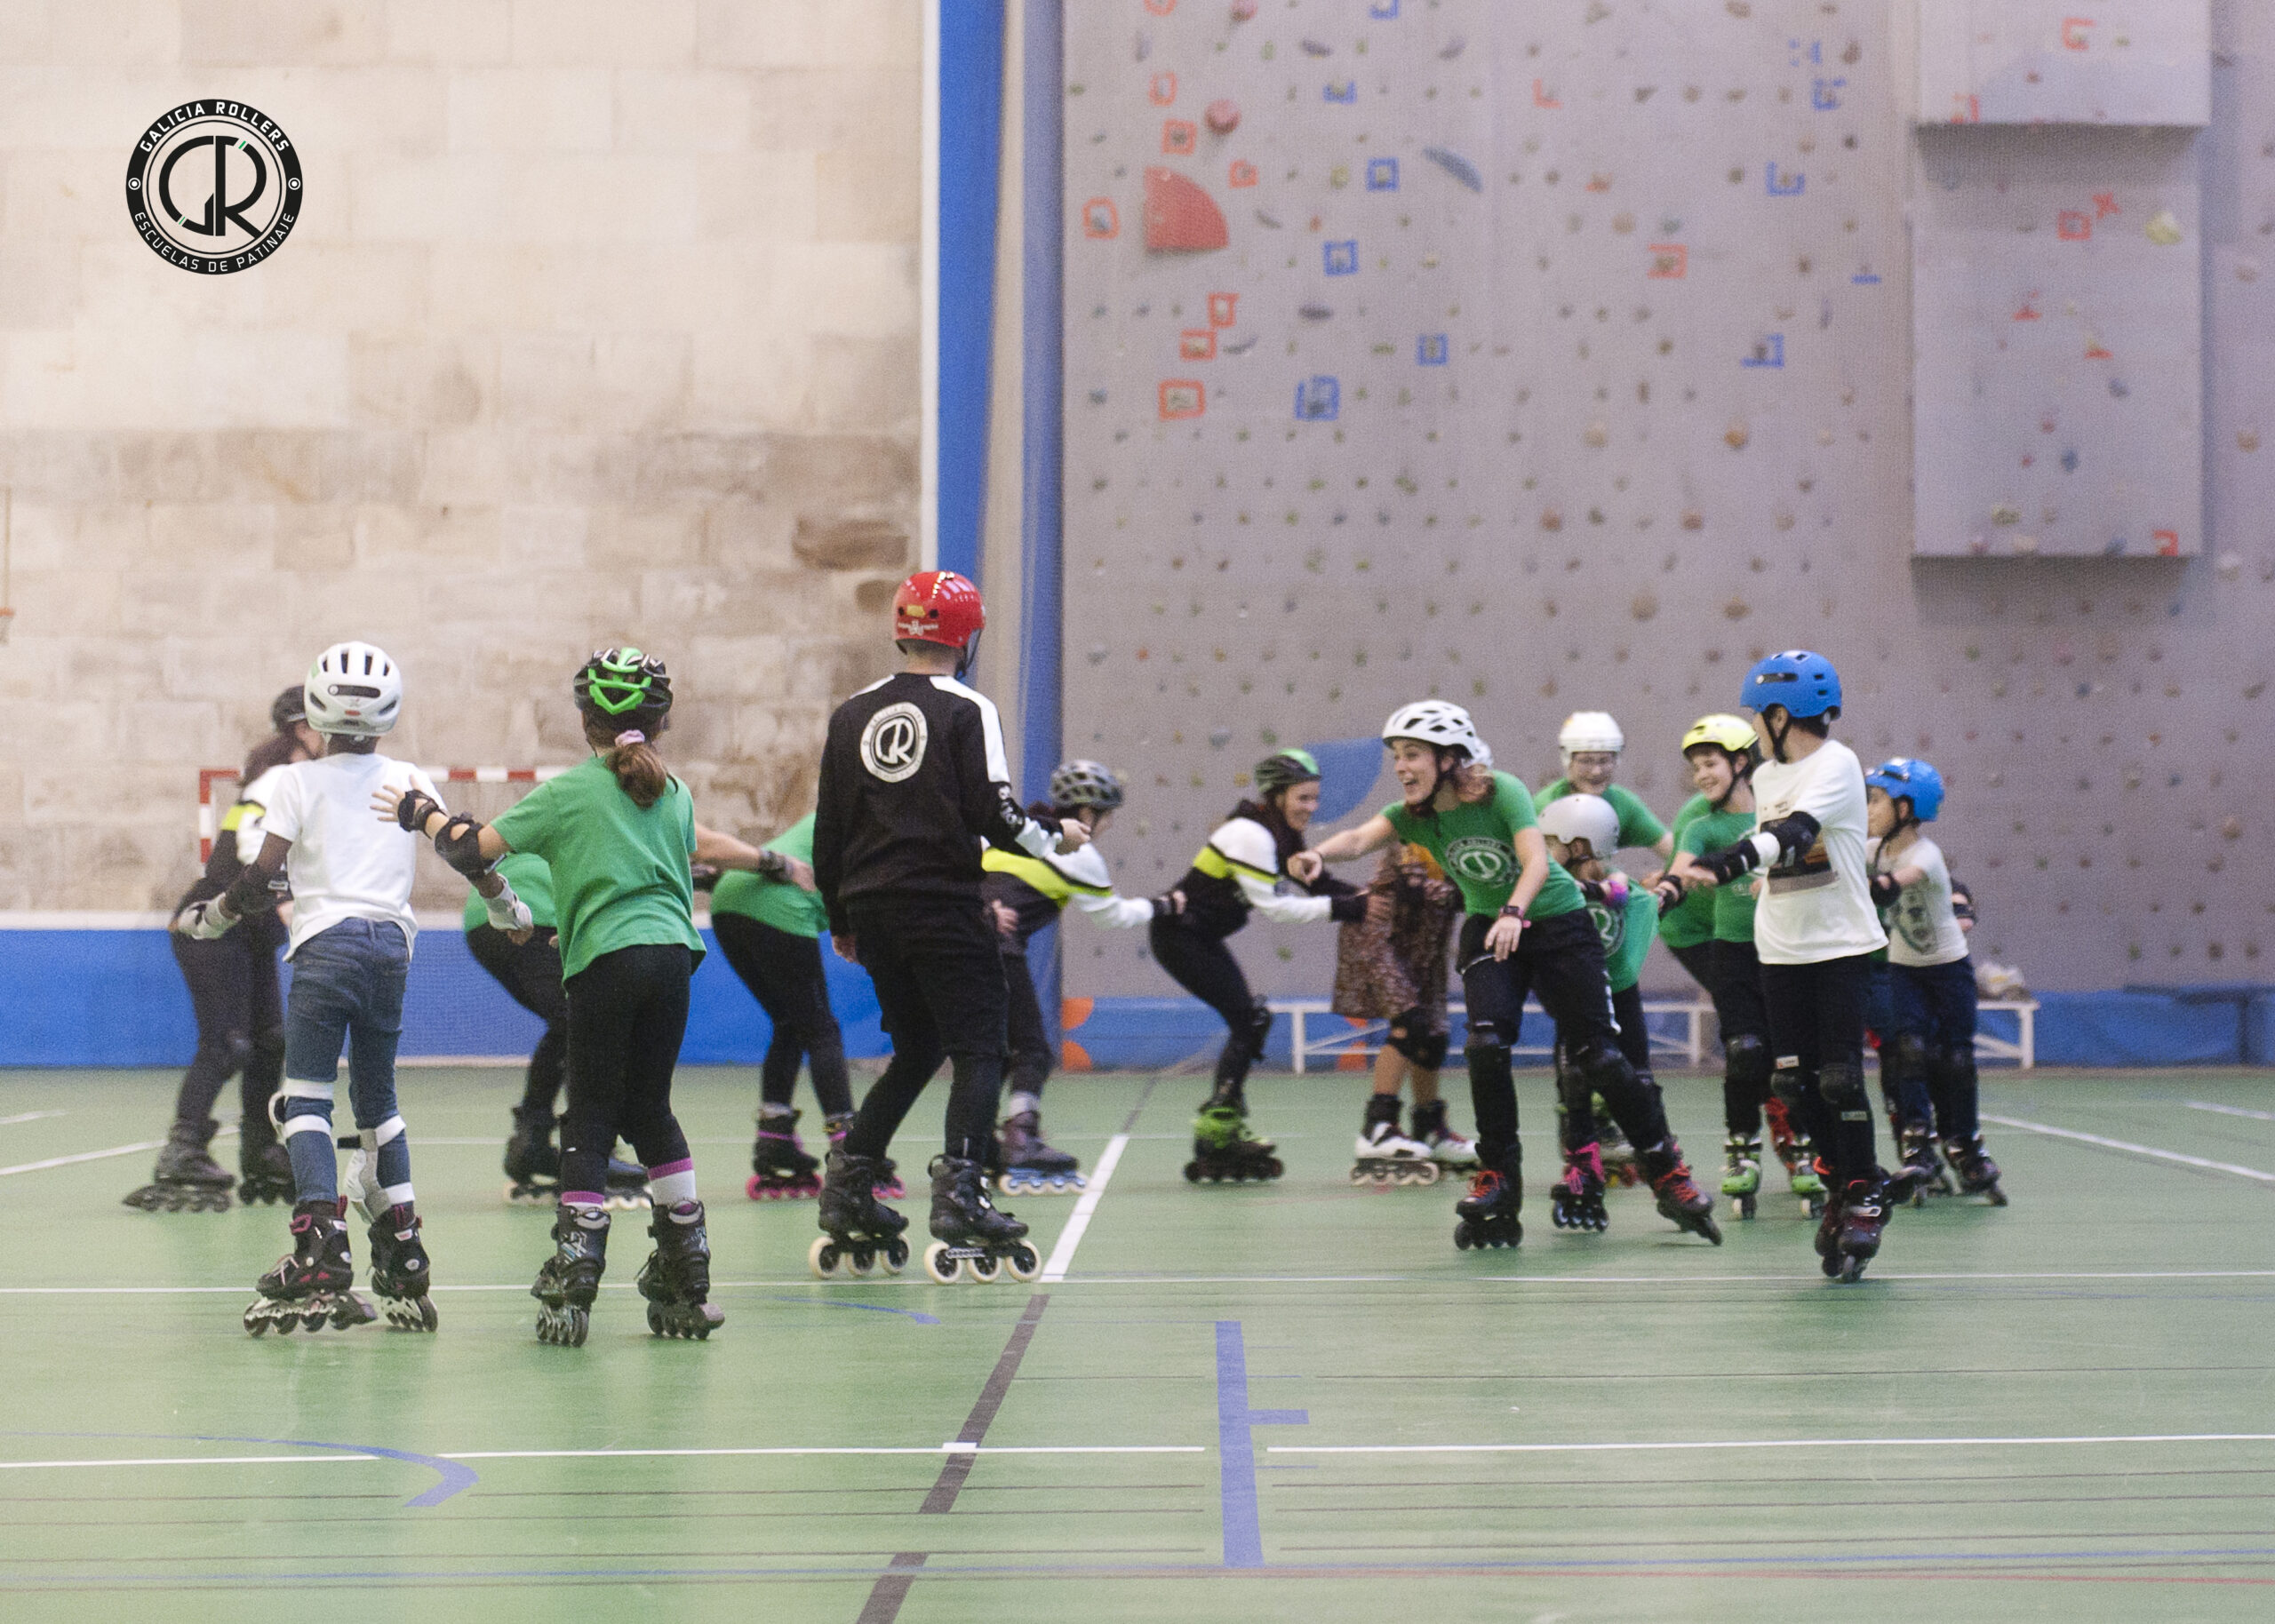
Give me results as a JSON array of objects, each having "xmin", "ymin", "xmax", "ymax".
[
  {"xmin": 1329, "ymin": 893, "xmax": 1370, "ymax": 925},
  {"xmin": 1760, "ymin": 811, "xmax": 1821, "ymax": 860},
  {"xmin": 433, "ymin": 816, "xmax": 494, "ymax": 880}
]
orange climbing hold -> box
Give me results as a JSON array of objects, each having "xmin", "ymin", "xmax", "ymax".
[{"xmin": 1145, "ymin": 166, "xmax": 1230, "ymax": 252}]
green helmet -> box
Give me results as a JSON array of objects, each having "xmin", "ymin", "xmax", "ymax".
[
  {"xmin": 1252, "ymin": 748, "xmax": 1321, "ymax": 796},
  {"xmin": 574, "ymin": 647, "xmax": 673, "ymax": 720}
]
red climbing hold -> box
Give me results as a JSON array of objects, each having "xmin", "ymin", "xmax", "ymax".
[
  {"xmin": 1207, "ymin": 99, "xmax": 1241, "ymax": 134},
  {"xmin": 1145, "ymin": 167, "xmax": 1229, "ymax": 252}
]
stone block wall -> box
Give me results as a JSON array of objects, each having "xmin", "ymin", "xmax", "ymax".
[{"xmin": 0, "ymin": 0, "xmax": 921, "ymax": 910}]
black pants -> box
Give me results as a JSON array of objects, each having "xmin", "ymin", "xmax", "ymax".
[
  {"xmin": 170, "ymin": 931, "xmax": 284, "ymax": 1149},
  {"xmin": 560, "ymin": 943, "xmax": 693, "ymax": 1196},
  {"xmin": 842, "ymin": 897, "xmax": 1007, "ymax": 1164},
  {"xmin": 1461, "ymin": 910, "xmax": 1671, "ymax": 1170},
  {"xmin": 467, "ymin": 924, "xmax": 568, "ymax": 1117},
  {"xmin": 1666, "ymin": 937, "xmax": 1717, "ymax": 997},
  {"xmin": 1760, "ymin": 951, "xmax": 1880, "ymax": 1186},
  {"xmin": 1709, "ymin": 937, "xmax": 1771, "ymax": 1134},
  {"xmin": 1150, "ymin": 916, "xmax": 1271, "ymax": 1099},
  {"xmin": 1002, "ymin": 951, "xmax": 1053, "ymax": 1101},
  {"xmin": 712, "ymin": 913, "xmax": 852, "ymax": 1118}
]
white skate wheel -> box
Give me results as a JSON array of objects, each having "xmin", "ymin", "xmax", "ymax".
[
  {"xmin": 922, "ymin": 1240, "xmax": 957, "ymax": 1284},
  {"xmin": 808, "ymin": 1236, "xmax": 842, "ymax": 1279},
  {"xmin": 1004, "ymin": 1244, "xmax": 1042, "ymax": 1283},
  {"xmin": 968, "ymin": 1252, "xmax": 1001, "ymax": 1283}
]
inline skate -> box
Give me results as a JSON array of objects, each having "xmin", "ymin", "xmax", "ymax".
[
  {"xmin": 532, "ymin": 1202, "xmax": 610, "ymax": 1347},
  {"xmin": 998, "ymin": 1108, "xmax": 1084, "ymax": 1194},
  {"xmin": 238, "ymin": 1133, "xmax": 294, "ymax": 1206},
  {"xmin": 1549, "ymin": 1142, "xmax": 1608, "ymax": 1232},
  {"xmin": 124, "ymin": 1118, "xmax": 235, "ymax": 1213},
  {"xmin": 1409, "ymin": 1100, "xmax": 1479, "ymax": 1169},
  {"xmin": 637, "ymin": 1199, "xmax": 725, "ymax": 1338},
  {"xmin": 1452, "ymin": 1152, "xmax": 1523, "ymax": 1251},
  {"xmin": 1641, "ymin": 1142, "xmax": 1724, "ymax": 1245},
  {"xmin": 1889, "ymin": 1126, "xmax": 1951, "ymax": 1206},
  {"xmin": 1943, "ymin": 1134, "xmax": 2008, "ymax": 1206},
  {"xmin": 1720, "ymin": 1133, "xmax": 1763, "ymax": 1220},
  {"xmin": 1816, "ymin": 1175, "xmax": 1889, "ymax": 1283},
  {"xmin": 1764, "ymin": 1097, "xmax": 1825, "ymax": 1215},
  {"xmin": 810, "ymin": 1149, "xmax": 912, "ymax": 1278},
  {"xmin": 366, "ymin": 1202, "xmax": 439, "ymax": 1333},
  {"xmin": 1350, "ymin": 1094, "xmax": 1441, "ymax": 1187},
  {"xmin": 1597, "ymin": 1111, "xmax": 1641, "ymax": 1188},
  {"xmin": 922, "ymin": 1155, "xmax": 1041, "ymax": 1284},
  {"xmin": 1186, "ymin": 1092, "xmax": 1283, "ymax": 1183},
  {"xmin": 747, "ymin": 1106, "xmax": 822, "ymax": 1200},
  {"xmin": 244, "ymin": 1201, "xmax": 375, "ymax": 1335},
  {"xmin": 603, "ymin": 1151, "xmax": 651, "ymax": 1211},
  {"xmin": 502, "ymin": 1103, "xmax": 561, "ymax": 1206}
]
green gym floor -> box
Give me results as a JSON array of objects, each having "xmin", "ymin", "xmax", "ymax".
[{"xmin": 3, "ymin": 1066, "xmax": 2273, "ymax": 1621}]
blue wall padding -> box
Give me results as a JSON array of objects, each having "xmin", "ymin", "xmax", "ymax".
[
  {"xmin": 2030, "ymin": 991, "xmax": 2250, "ymax": 1068},
  {"xmin": 933, "ymin": 0, "xmax": 1006, "ymax": 585},
  {"xmin": 1305, "ymin": 736, "xmax": 1391, "ymax": 826}
]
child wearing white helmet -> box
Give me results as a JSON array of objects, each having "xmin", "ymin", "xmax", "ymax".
[
  {"xmin": 1296, "ymin": 703, "xmax": 1720, "ymax": 1251},
  {"xmin": 175, "ymin": 641, "xmax": 459, "ymax": 1336},
  {"xmin": 1537, "ymin": 712, "xmax": 1675, "ymax": 872}
]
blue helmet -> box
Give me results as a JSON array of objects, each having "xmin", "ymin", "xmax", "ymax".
[
  {"xmin": 1867, "ymin": 758, "xmax": 1944, "ymax": 823},
  {"xmin": 1740, "ymin": 649, "xmax": 1842, "ymax": 719}
]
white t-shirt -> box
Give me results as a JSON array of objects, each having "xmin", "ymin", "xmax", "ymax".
[
  {"xmin": 260, "ymin": 753, "xmax": 444, "ymax": 958},
  {"xmin": 1878, "ymin": 834, "xmax": 1969, "ymax": 968},
  {"xmin": 1748, "ymin": 739, "xmax": 1888, "ymax": 966},
  {"xmin": 232, "ymin": 764, "xmax": 291, "ymax": 864}
]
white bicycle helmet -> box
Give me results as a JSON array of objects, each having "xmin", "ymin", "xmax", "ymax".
[
  {"xmin": 1537, "ymin": 792, "xmax": 1619, "ymax": 858},
  {"xmin": 304, "ymin": 641, "xmax": 403, "ymax": 737},
  {"xmin": 1557, "ymin": 710, "xmax": 1624, "ymax": 767},
  {"xmin": 1383, "ymin": 700, "xmax": 1490, "ymax": 765}
]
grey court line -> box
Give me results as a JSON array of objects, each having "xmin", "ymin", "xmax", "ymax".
[
  {"xmin": 2188, "ymin": 1101, "xmax": 2275, "ymax": 1123},
  {"xmin": 0, "ymin": 1444, "xmax": 1195, "ymax": 1473},
  {"xmin": 1983, "ymin": 1114, "xmax": 2275, "ymax": 1184},
  {"xmin": 1, "ymin": 1124, "xmax": 236, "ymax": 1177},
  {"xmin": 1269, "ymin": 1433, "xmax": 2275, "ymax": 1456},
  {"xmin": 859, "ymin": 1294, "xmax": 1052, "ymax": 1624},
  {"xmin": 0, "ymin": 1111, "xmax": 66, "ymax": 1128}
]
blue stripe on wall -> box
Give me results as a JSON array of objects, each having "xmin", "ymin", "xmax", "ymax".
[{"xmin": 935, "ymin": 0, "xmax": 1006, "ymax": 586}]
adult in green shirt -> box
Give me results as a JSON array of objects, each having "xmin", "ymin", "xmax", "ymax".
[
  {"xmin": 387, "ymin": 648, "xmax": 774, "ymax": 1347},
  {"xmin": 1537, "ymin": 711, "xmax": 1674, "ymax": 872},
  {"xmin": 709, "ymin": 813, "xmax": 853, "ymax": 1200},
  {"xmin": 1295, "ymin": 701, "xmax": 1720, "ymax": 1252}
]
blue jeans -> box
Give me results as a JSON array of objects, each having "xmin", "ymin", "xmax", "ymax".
[{"xmin": 279, "ymin": 919, "xmax": 411, "ymax": 1208}]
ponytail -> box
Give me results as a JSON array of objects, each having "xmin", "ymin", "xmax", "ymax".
[{"xmin": 583, "ymin": 712, "xmax": 669, "ymax": 809}]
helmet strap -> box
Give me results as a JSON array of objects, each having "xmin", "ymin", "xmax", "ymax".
[
  {"xmin": 1763, "ymin": 711, "xmax": 1794, "ymax": 764},
  {"xmin": 954, "ymin": 629, "xmax": 983, "ymax": 682}
]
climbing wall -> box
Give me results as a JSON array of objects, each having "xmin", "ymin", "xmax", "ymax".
[{"xmin": 1062, "ymin": 0, "xmax": 2275, "ymax": 999}]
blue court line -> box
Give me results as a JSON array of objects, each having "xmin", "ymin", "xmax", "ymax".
[
  {"xmin": 769, "ymin": 1295, "xmax": 940, "ymax": 1325},
  {"xmin": 1214, "ymin": 1320, "xmax": 1307, "ymax": 1568},
  {"xmin": 0, "ymin": 1430, "xmax": 475, "ymax": 1509}
]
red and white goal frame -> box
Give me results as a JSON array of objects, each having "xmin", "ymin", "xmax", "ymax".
[{"xmin": 197, "ymin": 766, "xmax": 568, "ymax": 860}]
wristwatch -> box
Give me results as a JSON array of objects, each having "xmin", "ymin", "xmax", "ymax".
[{"xmin": 1497, "ymin": 904, "xmax": 1527, "ymax": 920}]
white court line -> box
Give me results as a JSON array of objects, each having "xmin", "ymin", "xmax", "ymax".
[
  {"xmin": 2189, "ymin": 1101, "xmax": 2275, "ymax": 1123},
  {"xmin": 1984, "ymin": 1114, "xmax": 2275, "ymax": 1184},
  {"xmin": 0, "ymin": 1445, "xmax": 1203, "ymax": 1474},
  {"xmin": 1, "ymin": 1125, "xmax": 238, "ymax": 1178},
  {"xmin": 1039, "ymin": 1132, "xmax": 1130, "ymax": 1282},
  {"xmin": 1271, "ymin": 1433, "xmax": 2275, "ymax": 1456},
  {"xmin": 0, "ymin": 1111, "xmax": 66, "ymax": 1128}
]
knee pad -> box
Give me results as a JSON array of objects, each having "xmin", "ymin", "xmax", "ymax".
[
  {"xmin": 361, "ymin": 1113, "xmax": 407, "ymax": 1150},
  {"xmin": 1465, "ymin": 1017, "xmax": 1513, "ymax": 1063},
  {"xmin": 1931, "ymin": 1043, "xmax": 1978, "ymax": 1089},
  {"xmin": 1817, "ymin": 1060, "xmax": 1869, "ymax": 1117},
  {"xmin": 1569, "ymin": 1039, "xmax": 1635, "ymax": 1093},
  {"xmin": 212, "ymin": 1032, "xmax": 254, "ymax": 1071},
  {"xmin": 1769, "ymin": 1055, "xmax": 1808, "ymax": 1110},
  {"xmin": 1724, "ymin": 1032, "xmax": 1770, "ymax": 1090},
  {"xmin": 1243, "ymin": 998, "xmax": 1275, "ymax": 1059},
  {"xmin": 250, "ymin": 1025, "xmax": 285, "ymax": 1062},
  {"xmin": 1385, "ymin": 1019, "xmax": 1447, "ymax": 1071},
  {"xmin": 1885, "ymin": 1031, "xmax": 1929, "ymax": 1080}
]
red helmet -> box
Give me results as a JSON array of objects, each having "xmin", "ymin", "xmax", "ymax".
[{"xmin": 893, "ymin": 570, "xmax": 986, "ymax": 649}]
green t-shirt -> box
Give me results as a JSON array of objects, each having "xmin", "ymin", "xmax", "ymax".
[
  {"xmin": 1382, "ymin": 771, "xmax": 1585, "ymax": 921},
  {"xmin": 1588, "ymin": 878, "xmax": 1661, "ymax": 994},
  {"xmin": 709, "ymin": 813, "xmax": 826, "ymax": 939},
  {"xmin": 1535, "ymin": 778, "xmax": 1668, "ymax": 853},
  {"xmin": 1657, "ymin": 792, "xmax": 1716, "ymax": 949},
  {"xmin": 460, "ymin": 850, "xmax": 559, "ymax": 933},
  {"xmin": 1679, "ymin": 808, "xmax": 1759, "ymax": 943},
  {"xmin": 490, "ymin": 755, "xmax": 704, "ymax": 979}
]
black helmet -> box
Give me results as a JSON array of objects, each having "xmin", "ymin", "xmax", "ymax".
[
  {"xmin": 269, "ymin": 685, "xmax": 307, "ymax": 733},
  {"xmin": 574, "ymin": 647, "xmax": 674, "ymax": 724},
  {"xmin": 1252, "ymin": 749, "xmax": 1322, "ymax": 796}
]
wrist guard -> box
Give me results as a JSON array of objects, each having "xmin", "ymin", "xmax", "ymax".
[
  {"xmin": 756, "ymin": 849, "xmax": 789, "ymax": 880},
  {"xmin": 1869, "ymin": 872, "xmax": 1901, "ymax": 907},
  {"xmin": 433, "ymin": 815, "xmax": 493, "ymax": 880},
  {"xmin": 174, "ymin": 896, "xmax": 239, "ymax": 940},
  {"xmin": 395, "ymin": 787, "xmax": 443, "ymax": 833},
  {"xmin": 483, "ymin": 876, "xmax": 534, "ymax": 934},
  {"xmin": 1149, "ymin": 893, "xmax": 1181, "ymax": 918},
  {"xmin": 1695, "ymin": 843, "xmax": 1758, "ymax": 885},
  {"xmin": 1329, "ymin": 892, "xmax": 1369, "ymax": 925},
  {"xmin": 1655, "ymin": 873, "xmax": 1688, "ymax": 914}
]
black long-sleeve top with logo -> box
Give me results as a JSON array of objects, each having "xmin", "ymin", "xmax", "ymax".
[{"xmin": 813, "ymin": 672, "xmax": 1064, "ymax": 935}]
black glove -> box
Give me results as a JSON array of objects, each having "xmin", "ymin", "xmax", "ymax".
[
  {"xmin": 689, "ymin": 863, "xmax": 722, "ymax": 893},
  {"xmin": 395, "ymin": 787, "xmax": 443, "ymax": 833},
  {"xmin": 1654, "ymin": 873, "xmax": 1688, "ymax": 914},
  {"xmin": 1869, "ymin": 872, "xmax": 1901, "ymax": 907},
  {"xmin": 1149, "ymin": 892, "xmax": 1183, "ymax": 918},
  {"xmin": 1693, "ymin": 845, "xmax": 1753, "ymax": 885}
]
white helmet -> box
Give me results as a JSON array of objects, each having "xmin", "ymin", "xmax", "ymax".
[
  {"xmin": 1383, "ymin": 700, "xmax": 1490, "ymax": 766},
  {"xmin": 304, "ymin": 641, "xmax": 403, "ymax": 737},
  {"xmin": 1558, "ymin": 710, "xmax": 1624, "ymax": 767},
  {"xmin": 1537, "ymin": 792, "xmax": 1619, "ymax": 858}
]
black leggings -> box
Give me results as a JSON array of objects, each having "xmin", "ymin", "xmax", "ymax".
[
  {"xmin": 1149, "ymin": 917, "xmax": 1272, "ymax": 1099},
  {"xmin": 841, "ymin": 898, "xmax": 1008, "ymax": 1165},
  {"xmin": 1666, "ymin": 937, "xmax": 1718, "ymax": 997},
  {"xmin": 1003, "ymin": 951, "xmax": 1053, "ymax": 1101},
  {"xmin": 1760, "ymin": 952, "xmax": 1879, "ymax": 1186},
  {"xmin": 559, "ymin": 943, "xmax": 694, "ymax": 1196},
  {"xmin": 466, "ymin": 924, "xmax": 568, "ymax": 1117},
  {"xmin": 1709, "ymin": 937, "xmax": 1772, "ymax": 1134},
  {"xmin": 170, "ymin": 931, "xmax": 284, "ymax": 1147},
  {"xmin": 712, "ymin": 913, "xmax": 852, "ymax": 1118}
]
